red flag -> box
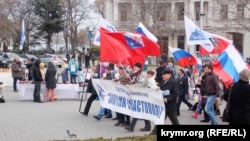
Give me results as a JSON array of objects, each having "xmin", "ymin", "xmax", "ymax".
[
  {"xmin": 127, "ymin": 55, "xmax": 145, "ymax": 69},
  {"xmin": 199, "ymin": 34, "xmax": 230, "ymax": 55},
  {"xmin": 100, "ymin": 28, "xmax": 160, "ymax": 64}
]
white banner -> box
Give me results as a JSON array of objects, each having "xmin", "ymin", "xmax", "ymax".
[{"xmin": 92, "ymin": 79, "xmax": 165, "ymax": 125}]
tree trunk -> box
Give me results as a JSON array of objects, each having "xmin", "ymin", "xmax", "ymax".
[{"xmin": 47, "ymin": 32, "xmax": 51, "ymax": 51}]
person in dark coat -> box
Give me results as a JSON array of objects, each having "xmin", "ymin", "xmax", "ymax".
[
  {"xmin": 155, "ymin": 60, "xmax": 167, "ymax": 86},
  {"xmin": 45, "ymin": 62, "xmax": 57, "ymax": 102},
  {"xmin": 176, "ymin": 69, "xmax": 193, "ymax": 116},
  {"xmin": 84, "ymin": 53, "xmax": 90, "ymax": 68},
  {"xmin": 150, "ymin": 69, "xmax": 180, "ymax": 135},
  {"xmin": 32, "ymin": 59, "xmax": 43, "ymax": 103},
  {"xmin": 26, "ymin": 58, "xmax": 35, "ymax": 81},
  {"xmin": 224, "ymin": 69, "xmax": 250, "ymax": 125}
]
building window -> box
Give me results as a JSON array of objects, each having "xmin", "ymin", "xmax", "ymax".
[
  {"xmin": 166, "ymin": 3, "xmax": 171, "ymax": 19},
  {"xmin": 220, "ymin": 5, "xmax": 228, "ymax": 19},
  {"xmin": 177, "ymin": 36, "xmax": 185, "ymax": 50},
  {"xmin": 119, "ymin": 3, "xmax": 132, "ymax": 22},
  {"xmin": 176, "ymin": 2, "xmax": 184, "ymax": 21},
  {"xmin": 158, "ymin": 36, "xmax": 169, "ymax": 54},
  {"xmin": 194, "ymin": 2, "xmax": 200, "ymax": 21},
  {"xmin": 156, "ymin": 3, "xmax": 166, "ymax": 21},
  {"xmin": 237, "ymin": 5, "xmax": 244, "ymax": 18}
]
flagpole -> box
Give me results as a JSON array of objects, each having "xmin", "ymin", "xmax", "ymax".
[{"xmin": 119, "ymin": 63, "xmax": 133, "ymax": 82}]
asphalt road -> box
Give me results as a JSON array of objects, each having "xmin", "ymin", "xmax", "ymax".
[{"xmin": 0, "ymin": 85, "xmax": 227, "ymax": 141}]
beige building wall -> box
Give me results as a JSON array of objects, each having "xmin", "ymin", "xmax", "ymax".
[{"xmin": 104, "ymin": 0, "xmax": 250, "ymax": 58}]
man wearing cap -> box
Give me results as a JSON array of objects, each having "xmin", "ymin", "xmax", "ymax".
[
  {"xmin": 124, "ymin": 62, "xmax": 152, "ymax": 132},
  {"xmin": 149, "ymin": 69, "xmax": 180, "ymax": 135}
]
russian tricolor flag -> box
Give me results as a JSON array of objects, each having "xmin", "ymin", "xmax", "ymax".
[
  {"xmin": 169, "ymin": 46, "xmax": 197, "ymax": 67},
  {"xmin": 213, "ymin": 44, "xmax": 248, "ymax": 88},
  {"xmin": 193, "ymin": 57, "xmax": 202, "ymax": 73},
  {"xmin": 136, "ymin": 22, "xmax": 158, "ymax": 43}
]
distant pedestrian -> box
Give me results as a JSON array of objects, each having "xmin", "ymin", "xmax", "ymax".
[
  {"xmin": 90, "ymin": 53, "xmax": 96, "ymax": 67},
  {"xmin": 11, "ymin": 58, "xmax": 23, "ymax": 92},
  {"xmin": 45, "ymin": 62, "xmax": 57, "ymax": 102},
  {"xmin": 68, "ymin": 57, "xmax": 78, "ymax": 84},
  {"xmin": 61, "ymin": 58, "xmax": 69, "ymax": 83},
  {"xmin": 85, "ymin": 53, "xmax": 90, "ymax": 68},
  {"xmin": 77, "ymin": 68, "xmax": 84, "ymax": 86},
  {"xmin": 26, "ymin": 58, "xmax": 35, "ymax": 81},
  {"xmin": 32, "ymin": 59, "xmax": 43, "ymax": 103}
]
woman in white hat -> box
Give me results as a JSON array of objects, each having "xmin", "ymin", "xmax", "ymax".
[{"xmin": 61, "ymin": 58, "xmax": 69, "ymax": 83}]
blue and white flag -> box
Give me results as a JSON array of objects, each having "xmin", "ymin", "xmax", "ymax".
[
  {"xmin": 136, "ymin": 22, "xmax": 158, "ymax": 43},
  {"xmin": 184, "ymin": 16, "xmax": 214, "ymax": 52},
  {"xmin": 93, "ymin": 17, "xmax": 117, "ymax": 46},
  {"xmin": 19, "ymin": 19, "xmax": 25, "ymax": 50}
]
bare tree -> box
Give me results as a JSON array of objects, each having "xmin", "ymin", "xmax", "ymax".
[
  {"xmin": 77, "ymin": 29, "xmax": 87, "ymax": 49},
  {"xmin": 62, "ymin": 0, "xmax": 93, "ymax": 55},
  {"xmin": 0, "ymin": 0, "xmax": 15, "ymax": 52},
  {"xmin": 94, "ymin": 0, "xmax": 105, "ymax": 18},
  {"xmin": 9, "ymin": 0, "xmax": 40, "ymax": 53}
]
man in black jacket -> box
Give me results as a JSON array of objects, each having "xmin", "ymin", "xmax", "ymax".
[
  {"xmin": 149, "ymin": 69, "xmax": 180, "ymax": 135},
  {"xmin": 32, "ymin": 59, "xmax": 43, "ymax": 103},
  {"xmin": 176, "ymin": 69, "xmax": 193, "ymax": 116}
]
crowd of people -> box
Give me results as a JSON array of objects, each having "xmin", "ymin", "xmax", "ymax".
[{"xmin": 9, "ymin": 53, "xmax": 250, "ymax": 133}]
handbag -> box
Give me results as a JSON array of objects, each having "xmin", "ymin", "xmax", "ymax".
[{"xmin": 222, "ymin": 83, "xmax": 234, "ymax": 122}]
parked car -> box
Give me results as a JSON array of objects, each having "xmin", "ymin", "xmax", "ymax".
[
  {"xmin": 0, "ymin": 55, "xmax": 12, "ymax": 69},
  {"xmin": 0, "ymin": 52, "xmax": 28, "ymax": 65},
  {"xmin": 18, "ymin": 54, "xmax": 38, "ymax": 62},
  {"xmin": 39, "ymin": 54, "xmax": 62, "ymax": 68}
]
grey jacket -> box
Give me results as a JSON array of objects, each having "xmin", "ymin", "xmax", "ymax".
[{"xmin": 11, "ymin": 62, "xmax": 23, "ymax": 78}]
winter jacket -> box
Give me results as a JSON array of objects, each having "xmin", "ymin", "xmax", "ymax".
[{"xmin": 45, "ymin": 62, "xmax": 57, "ymax": 89}]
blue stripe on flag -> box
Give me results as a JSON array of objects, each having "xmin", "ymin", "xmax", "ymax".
[{"xmin": 172, "ymin": 50, "xmax": 193, "ymax": 61}]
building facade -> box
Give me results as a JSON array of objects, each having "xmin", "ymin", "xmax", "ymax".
[{"xmin": 104, "ymin": 0, "xmax": 250, "ymax": 59}]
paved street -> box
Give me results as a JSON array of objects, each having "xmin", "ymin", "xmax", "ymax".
[{"xmin": 0, "ymin": 85, "xmax": 227, "ymax": 141}]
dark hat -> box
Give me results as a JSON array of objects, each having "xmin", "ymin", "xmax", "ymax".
[
  {"xmin": 162, "ymin": 69, "xmax": 173, "ymax": 75},
  {"xmin": 134, "ymin": 62, "xmax": 142, "ymax": 69}
]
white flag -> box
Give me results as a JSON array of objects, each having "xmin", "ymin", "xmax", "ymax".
[
  {"xmin": 19, "ymin": 19, "xmax": 25, "ymax": 50},
  {"xmin": 136, "ymin": 22, "xmax": 158, "ymax": 42},
  {"xmin": 93, "ymin": 17, "xmax": 117, "ymax": 46},
  {"xmin": 184, "ymin": 16, "xmax": 214, "ymax": 52}
]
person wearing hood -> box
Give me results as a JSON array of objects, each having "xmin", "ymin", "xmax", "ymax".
[
  {"xmin": 45, "ymin": 62, "xmax": 57, "ymax": 102},
  {"xmin": 32, "ymin": 59, "xmax": 43, "ymax": 103}
]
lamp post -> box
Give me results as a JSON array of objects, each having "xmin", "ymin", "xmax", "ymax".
[{"xmin": 87, "ymin": 27, "xmax": 93, "ymax": 53}]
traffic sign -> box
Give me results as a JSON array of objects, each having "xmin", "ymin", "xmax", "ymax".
[{"xmin": 88, "ymin": 33, "xmax": 92, "ymax": 39}]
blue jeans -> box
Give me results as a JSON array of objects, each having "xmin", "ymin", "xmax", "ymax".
[
  {"xmin": 97, "ymin": 107, "xmax": 112, "ymax": 119},
  {"xmin": 205, "ymin": 95, "xmax": 217, "ymax": 125}
]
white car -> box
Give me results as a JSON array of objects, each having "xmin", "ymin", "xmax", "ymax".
[{"xmin": 39, "ymin": 54, "xmax": 62, "ymax": 68}]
